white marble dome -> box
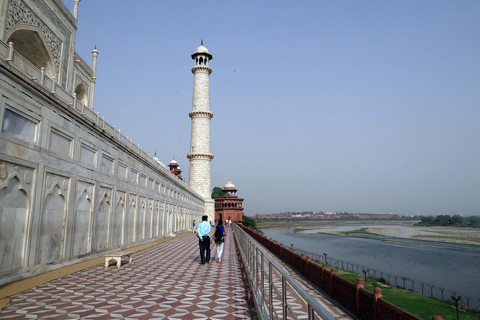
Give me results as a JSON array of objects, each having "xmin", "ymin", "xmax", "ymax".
[
  {"xmin": 224, "ymin": 180, "xmax": 236, "ymax": 189},
  {"xmin": 195, "ymin": 45, "xmax": 209, "ymax": 54}
]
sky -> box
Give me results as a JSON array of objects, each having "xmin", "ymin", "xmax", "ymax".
[{"xmin": 63, "ymin": 0, "xmax": 480, "ymax": 216}]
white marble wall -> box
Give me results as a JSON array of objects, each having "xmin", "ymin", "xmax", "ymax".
[{"xmin": 0, "ymin": 69, "xmax": 205, "ymax": 286}]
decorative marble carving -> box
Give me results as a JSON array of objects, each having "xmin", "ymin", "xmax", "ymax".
[
  {"xmin": 7, "ymin": 0, "xmax": 62, "ymax": 75},
  {"xmin": 112, "ymin": 191, "xmax": 126, "ymax": 247},
  {"xmin": 137, "ymin": 198, "xmax": 146, "ymax": 241},
  {"xmin": 116, "ymin": 192, "xmax": 125, "ymax": 207},
  {"xmin": 0, "ymin": 162, "xmax": 34, "ymax": 273},
  {"xmin": 0, "ymin": 163, "xmax": 33, "ymax": 195},
  {"xmin": 0, "ymin": 163, "xmax": 7, "ymax": 179},
  {"xmin": 37, "ymin": 173, "xmax": 69, "ymax": 265},
  {"xmin": 96, "ymin": 186, "xmax": 112, "ymax": 250},
  {"xmin": 24, "ymin": 171, "xmax": 32, "ymax": 184},
  {"xmin": 72, "ymin": 181, "xmax": 93, "ymax": 256}
]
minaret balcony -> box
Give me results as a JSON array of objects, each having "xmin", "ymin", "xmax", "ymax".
[
  {"xmin": 191, "ymin": 66, "xmax": 212, "ymax": 74},
  {"xmin": 187, "ymin": 153, "xmax": 214, "ymax": 160},
  {"xmin": 189, "ymin": 110, "xmax": 213, "ymax": 118}
]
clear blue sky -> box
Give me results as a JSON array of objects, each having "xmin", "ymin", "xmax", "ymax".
[{"xmin": 64, "ymin": 1, "xmax": 480, "ymax": 216}]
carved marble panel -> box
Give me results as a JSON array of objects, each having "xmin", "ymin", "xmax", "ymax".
[
  {"xmin": 112, "ymin": 191, "xmax": 125, "ymax": 247},
  {"xmin": 153, "ymin": 200, "xmax": 160, "ymax": 238},
  {"xmin": 0, "ymin": 162, "xmax": 34, "ymax": 274},
  {"xmin": 7, "ymin": 0, "xmax": 62, "ymax": 74},
  {"xmin": 7, "ymin": 0, "xmax": 72, "ymax": 86},
  {"xmin": 71, "ymin": 181, "xmax": 93, "ymax": 256},
  {"xmin": 48, "ymin": 128, "xmax": 72, "ymax": 157},
  {"xmin": 145, "ymin": 199, "xmax": 153, "ymax": 239},
  {"xmin": 129, "ymin": 168, "xmax": 138, "ymax": 184},
  {"xmin": 80, "ymin": 143, "xmax": 96, "ymax": 167},
  {"xmin": 95, "ymin": 186, "xmax": 111, "ymax": 251},
  {"xmin": 125, "ymin": 193, "xmax": 136, "ymax": 244},
  {"xmin": 139, "ymin": 173, "xmax": 146, "ymax": 187},
  {"xmin": 100, "ymin": 153, "xmax": 114, "ymax": 175},
  {"xmin": 137, "ymin": 197, "xmax": 146, "ymax": 241},
  {"xmin": 118, "ymin": 163, "xmax": 127, "ymax": 180},
  {"xmin": 37, "ymin": 173, "xmax": 69, "ymax": 265}
]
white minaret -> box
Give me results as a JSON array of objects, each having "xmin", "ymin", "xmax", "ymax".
[{"xmin": 188, "ymin": 41, "xmax": 214, "ymax": 218}]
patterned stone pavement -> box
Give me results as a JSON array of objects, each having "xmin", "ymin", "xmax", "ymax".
[{"xmin": 0, "ymin": 230, "xmax": 258, "ymax": 319}]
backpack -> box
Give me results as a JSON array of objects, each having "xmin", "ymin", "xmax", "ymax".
[{"xmin": 214, "ymin": 226, "xmax": 224, "ymax": 243}]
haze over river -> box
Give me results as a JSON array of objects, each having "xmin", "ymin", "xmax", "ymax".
[{"xmin": 260, "ymin": 225, "xmax": 480, "ymax": 309}]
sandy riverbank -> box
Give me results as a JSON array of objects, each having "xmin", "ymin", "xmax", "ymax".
[{"xmin": 257, "ymin": 220, "xmax": 480, "ymax": 246}]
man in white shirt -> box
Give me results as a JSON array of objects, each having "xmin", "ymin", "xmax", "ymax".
[{"xmin": 197, "ymin": 215, "xmax": 211, "ymax": 264}]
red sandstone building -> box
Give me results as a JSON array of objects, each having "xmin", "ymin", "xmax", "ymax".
[
  {"xmin": 169, "ymin": 159, "xmax": 183, "ymax": 180},
  {"xmin": 215, "ymin": 181, "xmax": 244, "ymax": 223}
]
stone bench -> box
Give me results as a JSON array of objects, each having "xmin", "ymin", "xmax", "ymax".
[{"xmin": 104, "ymin": 250, "xmax": 133, "ymax": 268}]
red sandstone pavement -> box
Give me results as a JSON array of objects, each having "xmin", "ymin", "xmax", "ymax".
[{"xmin": 0, "ymin": 231, "xmax": 258, "ymax": 319}]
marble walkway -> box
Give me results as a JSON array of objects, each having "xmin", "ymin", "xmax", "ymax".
[{"xmin": 0, "ymin": 230, "xmax": 257, "ymax": 319}]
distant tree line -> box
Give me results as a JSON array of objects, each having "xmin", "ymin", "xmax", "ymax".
[
  {"xmin": 274, "ymin": 211, "xmax": 408, "ymax": 216},
  {"xmin": 416, "ymin": 215, "xmax": 480, "ymax": 228},
  {"xmin": 260, "ymin": 211, "xmax": 417, "ymax": 220}
]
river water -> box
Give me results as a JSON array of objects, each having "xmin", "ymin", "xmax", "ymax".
[{"xmin": 260, "ymin": 226, "xmax": 480, "ymax": 309}]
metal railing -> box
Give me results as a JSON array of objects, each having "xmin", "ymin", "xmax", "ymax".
[{"xmin": 233, "ymin": 224, "xmax": 336, "ymax": 320}]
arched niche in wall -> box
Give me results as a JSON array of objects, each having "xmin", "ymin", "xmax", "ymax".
[
  {"xmin": 6, "ymin": 27, "xmax": 56, "ymax": 79},
  {"xmin": 74, "ymin": 83, "xmax": 87, "ymax": 106}
]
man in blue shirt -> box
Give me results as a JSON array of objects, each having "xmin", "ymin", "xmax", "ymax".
[{"xmin": 197, "ymin": 215, "xmax": 211, "ymax": 264}]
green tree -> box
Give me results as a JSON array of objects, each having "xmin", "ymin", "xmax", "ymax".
[
  {"xmin": 468, "ymin": 216, "xmax": 480, "ymax": 228},
  {"xmin": 434, "ymin": 215, "xmax": 451, "ymax": 226},
  {"xmin": 450, "ymin": 215, "xmax": 467, "ymax": 227},
  {"xmin": 243, "ymin": 216, "xmax": 257, "ymax": 230},
  {"xmin": 420, "ymin": 216, "xmax": 434, "ymax": 225},
  {"xmin": 211, "ymin": 186, "xmax": 225, "ymax": 199}
]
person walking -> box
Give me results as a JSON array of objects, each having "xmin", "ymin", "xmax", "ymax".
[
  {"xmin": 214, "ymin": 220, "xmax": 226, "ymax": 262},
  {"xmin": 197, "ymin": 215, "xmax": 211, "ymax": 264},
  {"xmin": 192, "ymin": 220, "xmax": 196, "ymax": 233}
]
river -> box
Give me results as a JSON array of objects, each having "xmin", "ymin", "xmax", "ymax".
[{"xmin": 260, "ymin": 226, "xmax": 480, "ymax": 309}]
